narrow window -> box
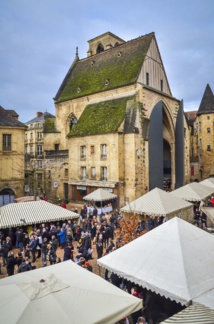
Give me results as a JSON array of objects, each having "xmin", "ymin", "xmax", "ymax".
[
  {"xmin": 37, "ymin": 132, "xmax": 42, "ymax": 140},
  {"xmin": 80, "ymin": 145, "xmax": 86, "ymax": 159},
  {"xmin": 146, "ymin": 72, "xmax": 149, "ymax": 86},
  {"xmin": 96, "ymin": 43, "xmax": 104, "ymax": 54},
  {"xmin": 207, "ymin": 128, "xmax": 211, "ymax": 134},
  {"xmin": 3, "ymin": 134, "xmax": 11, "ymax": 151},
  {"xmin": 37, "ymin": 145, "xmax": 43, "ymax": 156},
  {"xmin": 91, "ymin": 167, "xmax": 96, "ymax": 178},
  {"xmin": 81, "ymin": 167, "xmax": 86, "ymax": 179},
  {"xmin": 207, "ymin": 145, "xmax": 211, "ymax": 151},
  {"xmin": 90, "ymin": 145, "xmax": 95, "ymax": 154},
  {"xmin": 160, "ymin": 79, "xmax": 163, "ymax": 91},
  {"xmin": 101, "ymin": 144, "xmax": 107, "ymax": 158},
  {"xmin": 199, "ymin": 122, "xmax": 201, "ymax": 132},
  {"xmin": 65, "ymin": 168, "xmax": 68, "ymax": 177},
  {"xmin": 55, "ymin": 144, "xmax": 59, "ymax": 151},
  {"xmin": 101, "ymin": 167, "xmax": 107, "ymax": 181},
  {"xmin": 207, "ymin": 116, "xmax": 210, "ymax": 120},
  {"xmin": 37, "ymin": 160, "xmax": 43, "ymax": 169}
]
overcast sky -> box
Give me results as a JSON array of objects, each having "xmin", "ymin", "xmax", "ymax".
[{"xmin": 1, "ymin": 0, "xmax": 214, "ymax": 122}]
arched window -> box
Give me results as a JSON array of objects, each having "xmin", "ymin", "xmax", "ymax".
[
  {"xmin": 96, "ymin": 43, "xmax": 104, "ymax": 54},
  {"xmin": 69, "ymin": 115, "xmax": 78, "ymax": 131}
]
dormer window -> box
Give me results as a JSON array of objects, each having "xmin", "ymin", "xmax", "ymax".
[
  {"xmin": 77, "ymin": 87, "xmax": 81, "ymax": 93},
  {"xmin": 91, "ymin": 60, "xmax": 95, "ymax": 66},
  {"xmin": 117, "ymin": 51, "xmax": 122, "ymax": 57},
  {"xmin": 105, "ymin": 79, "xmax": 109, "ymax": 86},
  {"xmin": 96, "ymin": 43, "xmax": 104, "ymax": 54}
]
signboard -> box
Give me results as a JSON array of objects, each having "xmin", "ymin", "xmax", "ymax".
[
  {"xmin": 54, "ymin": 182, "xmax": 58, "ymax": 188},
  {"xmin": 101, "ymin": 188, "xmax": 113, "ymax": 193},
  {"xmin": 77, "ymin": 186, "xmax": 86, "ymax": 190}
]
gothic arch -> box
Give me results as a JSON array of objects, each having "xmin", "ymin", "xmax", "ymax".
[{"xmin": 67, "ymin": 113, "xmax": 78, "ymax": 132}]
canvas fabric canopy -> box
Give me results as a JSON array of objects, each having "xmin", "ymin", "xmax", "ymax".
[
  {"xmin": 193, "ymin": 289, "xmax": 214, "ymax": 310},
  {"xmin": 0, "ymin": 261, "xmax": 142, "ymax": 324},
  {"xmin": 98, "ymin": 217, "xmax": 214, "ymax": 305},
  {"xmin": 162, "ymin": 303, "xmax": 214, "ymax": 323},
  {"xmin": 83, "ymin": 188, "xmax": 117, "ymax": 202},
  {"xmin": 170, "ymin": 182, "xmax": 214, "ymax": 202},
  {"xmin": 0, "ymin": 201, "xmax": 79, "ymax": 229},
  {"xmin": 201, "ymin": 207, "xmax": 214, "ymax": 223},
  {"xmin": 200, "ymin": 178, "xmax": 214, "ymax": 188},
  {"xmin": 121, "ymin": 187, "xmax": 193, "ymax": 218}
]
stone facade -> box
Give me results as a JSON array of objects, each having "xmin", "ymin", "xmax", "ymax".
[
  {"xmin": 186, "ymin": 84, "xmax": 214, "ymax": 181},
  {"xmin": 0, "ymin": 106, "xmax": 26, "ymax": 205},
  {"xmin": 52, "ymin": 32, "xmax": 189, "ymax": 207}
]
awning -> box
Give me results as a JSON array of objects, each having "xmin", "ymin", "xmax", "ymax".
[
  {"xmin": 0, "ymin": 201, "xmax": 79, "ymax": 229},
  {"xmin": 201, "ymin": 207, "xmax": 214, "ymax": 223},
  {"xmin": 162, "ymin": 304, "xmax": 214, "ymax": 323},
  {"xmin": 98, "ymin": 217, "xmax": 214, "ymax": 305},
  {"xmin": 121, "ymin": 187, "xmax": 193, "ymax": 216},
  {"xmin": 83, "ymin": 188, "xmax": 117, "ymax": 202},
  {"xmin": 170, "ymin": 182, "xmax": 214, "ymax": 202},
  {"xmin": 68, "ymin": 179, "xmax": 117, "ymax": 188},
  {"xmin": 200, "ymin": 178, "xmax": 214, "ymax": 188}
]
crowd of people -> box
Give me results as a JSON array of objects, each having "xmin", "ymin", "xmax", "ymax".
[{"xmin": 0, "ymin": 203, "xmax": 193, "ymax": 323}]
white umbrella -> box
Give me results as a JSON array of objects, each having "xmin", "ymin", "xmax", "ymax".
[
  {"xmin": 98, "ymin": 217, "xmax": 214, "ymax": 305},
  {"xmin": 170, "ymin": 182, "xmax": 214, "ymax": 202},
  {"xmin": 121, "ymin": 187, "xmax": 193, "ymax": 216},
  {"xmin": 0, "ymin": 261, "xmax": 142, "ymax": 324},
  {"xmin": 83, "ymin": 188, "xmax": 117, "ymax": 202}
]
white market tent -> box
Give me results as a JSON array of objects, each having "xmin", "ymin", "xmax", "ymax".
[
  {"xmin": 0, "ymin": 201, "xmax": 79, "ymax": 229},
  {"xmin": 193, "ymin": 289, "xmax": 214, "ymax": 310},
  {"xmin": 200, "ymin": 178, "xmax": 214, "ymax": 188},
  {"xmin": 201, "ymin": 207, "xmax": 214, "ymax": 224},
  {"xmin": 98, "ymin": 217, "xmax": 214, "ymax": 305},
  {"xmin": 83, "ymin": 188, "xmax": 117, "ymax": 202},
  {"xmin": 0, "ymin": 261, "xmax": 142, "ymax": 324},
  {"xmin": 121, "ymin": 187, "xmax": 193, "ymax": 218},
  {"xmin": 162, "ymin": 304, "xmax": 214, "ymax": 323},
  {"xmin": 170, "ymin": 182, "xmax": 214, "ymax": 202}
]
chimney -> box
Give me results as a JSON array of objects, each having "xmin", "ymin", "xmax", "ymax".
[{"xmin": 37, "ymin": 112, "xmax": 43, "ymax": 118}]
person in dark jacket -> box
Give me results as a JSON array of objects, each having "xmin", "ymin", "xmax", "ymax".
[
  {"xmin": 7, "ymin": 252, "xmax": 17, "ymax": 276},
  {"xmin": 63, "ymin": 243, "xmax": 74, "ymax": 261},
  {"xmin": 16, "ymin": 252, "xmax": 24, "ymax": 268},
  {"xmin": 2, "ymin": 240, "xmax": 10, "ymax": 266},
  {"xmin": 29, "ymin": 235, "xmax": 37, "ymax": 262},
  {"xmin": 18, "ymin": 257, "xmax": 32, "ymax": 273}
]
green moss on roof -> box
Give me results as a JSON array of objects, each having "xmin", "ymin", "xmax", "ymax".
[
  {"xmin": 68, "ymin": 96, "xmax": 136, "ymax": 137},
  {"xmin": 43, "ymin": 118, "xmax": 56, "ymax": 133},
  {"xmin": 55, "ymin": 33, "xmax": 154, "ymax": 103}
]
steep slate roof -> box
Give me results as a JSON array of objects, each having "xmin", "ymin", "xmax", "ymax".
[
  {"xmin": 68, "ymin": 96, "xmax": 137, "ymax": 137},
  {"xmin": 54, "ymin": 32, "xmax": 154, "ymax": 103},
  {"xmin": 197, "ymin": 84, "xmax": 214, "ymax": 116},
  {"xmin": 184, "ymin": 110, "xmax": 197, "ymax": 127},
  {"xmin": 6, "ymin": 110, "xmax": 19, "ymax": 118},
  {"xmin": 0, "ymin": 106, "xmax": 26, "ymax": 127}
]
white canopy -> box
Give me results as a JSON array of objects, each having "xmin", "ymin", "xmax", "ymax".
[
  {"xmin": 98, "ymin": 217, "xmax": 214, "ymax": 305},
  {"xmin": 200, "ymin": 178, "xmax": 214, "ymax": 188},
  {"xmin": 0, "ymin": 201, "xmax": 79, "ymax": 229},
  {"xmin": 170, "ymin": 182, "xmax": 214, "ymax": 202},
  {"xmin": 0, "ymin": 261, "xmax": 142, "ymax": 324},
  {"xmin": 193, "ymin": 289, "xmax": 214, "ymax": 310},
  {"xmin": 162, "ymin": 303, "xmax": 214, "ymax": 323},
  {"xmin": 83, "ymin": 188, "xmax": 117, "ymax": 202},
  {"xmin": 121, "ymin": 187, "xmax": 193, "ymax": 217},
  {"xmin": 201, "ymin": 207, "xmax": 214, "ymax": 224}
]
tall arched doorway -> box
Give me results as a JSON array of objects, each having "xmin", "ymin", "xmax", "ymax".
[
  {"xmin": 148, "ymin": 101, "xmax": 175, "ymax": 191},
  {"xmin": 0, "ymin": 188, "xmax": 15, "ymax": 206}
]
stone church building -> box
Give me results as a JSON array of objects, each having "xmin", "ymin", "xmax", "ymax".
[{"xmin": 46, "ymin": 32, "xmax": 190, "ymax": 207}]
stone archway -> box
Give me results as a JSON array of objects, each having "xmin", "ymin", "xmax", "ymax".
[{"xmin": 0, "ymin": 187, "xmax": 15, "ymax": 206}]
